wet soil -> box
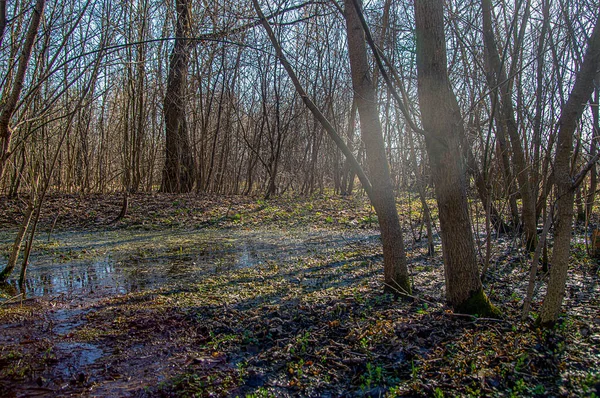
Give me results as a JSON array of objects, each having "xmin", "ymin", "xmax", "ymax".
[{"xmin": 0, "ymin": 193, "xmax": 599, "ymax": 397}]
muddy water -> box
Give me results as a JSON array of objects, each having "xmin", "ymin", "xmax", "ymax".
[{"xmin": 0, "ymin": 227, "xmax": 379, "ymax": 299}]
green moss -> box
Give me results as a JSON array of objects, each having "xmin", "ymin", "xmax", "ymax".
[
  {"xmin": 73, "ymin": 327, "xmax": 105, "ymax": 341},
  {"xmin": 455, "ymin": 288, "xmax": 502, "ymax": 318},
  {"xmin": 384, "ymin": 275, "xmax": 412, "ymax": 297}
]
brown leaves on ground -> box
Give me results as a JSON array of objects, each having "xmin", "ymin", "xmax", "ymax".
[
  {"xmin": 0, "ymin": 192, "xmax": 378, "ymax": 232},
  {"xmin": 0, "ymin": 193, "xmax": 599, "ymax": 397}
]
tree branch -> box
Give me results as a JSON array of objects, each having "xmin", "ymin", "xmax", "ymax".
[{"xmin": 252, "ymin": 0, "xmax": 373, "ymax": 198}]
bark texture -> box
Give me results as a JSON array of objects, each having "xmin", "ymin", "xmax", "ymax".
[
  {"xmin": 539, "ymin": 15, "xmax": 600, "ymax": 327},
  {"xmin": 161, "ymin": 0, "xmax": 196, "ymax": 193},
  {"xmin": 414, "ymin": 0, "xmax": 498, "ymax": 315},
  {"xmin": 345, "ymin": 0, "xmax": 410, "ymax": 295}
]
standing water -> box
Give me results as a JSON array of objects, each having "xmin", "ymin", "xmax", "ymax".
[{"xmin": 0, "ymin": 227, "xmax": 380, "ymax": 299}]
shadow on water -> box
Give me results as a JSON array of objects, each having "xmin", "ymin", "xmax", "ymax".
[{"xmin": 0, "ymin": 228, "xmax": 380, "ymax": 299}]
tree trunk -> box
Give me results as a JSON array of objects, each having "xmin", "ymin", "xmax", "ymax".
[
  {"xmin": 406, "ymin": 122, "xmax": 434, "ymax": 256},
  {"xmin": 161, "ymin": 0, "xmax": 195, "ymax": 193},
  {"xmin": 0, "ymin": 201, "xmax": 34, "ymax": 282},
  {"xmin": 586, "ymin": 82, "xmax": 599, "ymax": 219},
  {"xmin": 532, "ymin": 1, "xmax": 550, "ymax": 205},
  {"xmin": 539, "ymin": 15, "xmax": 600, "ymax": 327},
  {"xmin": 0, "ymin": 0, "xmax": 7, "ymax": 48},
  {"xmin": 414, "ymin": 0, "xmax": 499, "ymax": 316},
  {"xmin": 481, "ymin": 0, "xmax": 537, "ymax": 250},
  {"xmin": 341, "ymin": 100, "xmax": 357, "ymax": 195},
  {"xmin": 0, "ymin": 0, "xmax": 45, "ymax": 182},
  {"xmin": 254, "ymin": 0, "xmax": 411, "ymax": 294},
  {"xmin": 345, "ymin": 0, "xmax": 410, "ymax": 295}
]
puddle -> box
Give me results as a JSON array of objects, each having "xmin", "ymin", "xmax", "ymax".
[
  {"xmin": 49, "ymin": 308, "xmax": 86, "ymax": 335},
  {"xmin": 53, "ymin": 342, "xmax": 104, "ymax": 379},
  {"xmin": 0, "ymin": 228, "xmax": 380, "ymax": 299}
]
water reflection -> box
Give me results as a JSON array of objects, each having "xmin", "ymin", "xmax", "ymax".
[{"xmin": 0, "ymin": 229, "xmax": 379, "ymax": 299}]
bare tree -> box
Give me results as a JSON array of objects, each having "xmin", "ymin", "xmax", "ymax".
[
  {"xmin": 481, "ymin": 0, "xmax": 538, "ymax": 250},
  {"xmin": 345, "ymin": 0, "xmax": 410, "ymax": 295},
  {"xmin": 539, "ymin": 14, "xmax": 600, "ymax": 327},
  {"xmin": 0, "ymin": 0, "xmax": 45, "ymax": 182},
  {"xmin": 414, "ymin": 0, "xmax": 499, "ymax": 316},
  {"xmin": 161, "ymin": 0, "xmax": 196, "ymax": 193}
]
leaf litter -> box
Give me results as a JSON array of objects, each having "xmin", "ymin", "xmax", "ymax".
[{"xmin": 0, "ymin": 193, "xmax": 598, "ymax": 397}]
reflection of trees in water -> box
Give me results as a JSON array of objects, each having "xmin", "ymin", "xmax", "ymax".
[
  {"xmin": 125, "ymin": 260, "xmax": 148, "ymax": 293},
  {"xmin": 84, "ymin": 261, "xmax": 98, "ymax": 292},
  {"xmin": 40, "ymin": 270, "xmax": 52, "ymax": 296},
  {"xmin": 10, "ymin": 257, "xmax": 115, "ymax": 296},
  {"xmin": 1, "ymin": 230, "xmax": 377, "ymax": 298}
]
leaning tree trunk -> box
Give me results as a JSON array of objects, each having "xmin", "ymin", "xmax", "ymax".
[
  {"xmin": 586, "ymin": 82, "xmax": 599, "ymax": 219},
  {"xmin": 253, "ymin": 0, "xmax": 410, "ymax": 294},
  {"xmin": 345, "ymin": 0, "xmax": 410, "ymax": 295},
  {"xmin": 161, "ymin": 0, "xmax": 195, "ymax": 193},
  {"xmin": 539, "ymin": 15, "xmax": 600, "ymax": 327},
  {"xmin": 414, "ymin": 0, "xmax": 499, "ymax": 316},
  {"xmin": 0, "ymin": 201, "xmax": 34, "ymax": 282},
  {"xmin": 0, "ymin": 0, "xmax": 45, "ymax": 183}
]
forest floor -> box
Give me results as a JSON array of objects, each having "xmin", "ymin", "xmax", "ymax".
[{"xmin": 0, "ymin": 193, "xmax": 599, "ymax": 397}]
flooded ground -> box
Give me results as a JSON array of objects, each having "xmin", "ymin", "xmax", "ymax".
[
  {"xmin": 1, "ymin": 194, "xmax": 598, "ymax": 397},
  {"xmin": 0, "ymin": 227, "xmax": 381, "ymax": 299},
  {"xmin": 0, "ymin": 225, "xmax": 390, "ymax": 397}
]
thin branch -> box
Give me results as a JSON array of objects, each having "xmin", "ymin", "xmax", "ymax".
[
  {"xmin": 521, "ymin": 202, "xmax": 554, "ymax": 321},
  {"xmin": 572, "ymin": 152, "xmax": 600, "ymax": 189},
  {"xmin": 252, "ymin": 0, "xmax": 373, "ymax": 197},
  {"xmin": 348, "ymin": 0, "xmax": 432, "ymax": 141}
]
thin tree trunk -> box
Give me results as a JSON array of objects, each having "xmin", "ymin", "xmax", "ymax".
[
  {"xmin": 522, "ymin": 205, "xmax": 553, "ymax": 321},
  {"xmin": 0, "ymin": 0, "xmax": 6, "ymax": 48},
  {"xmin": 494, "ymin": 115, "xmax": 521, "ymax": 227},
  {"xmin": 406, "ymin": 119, "xmax": 434, "ymax": 256},
  {"xmin": 482, "ymin": 0, "xmax": 537, "ymax": 250},
  {"xmin": 341, "ymin": 100, "xmax": 357, "ymax": 195},
  {"xmin": 586, "ymin": 83, "xmax": 599, "ymax": 219},
  {"xmin": 0, "ymin": 0, "xmax": 45, "ymax": 182},
  {"xmin": 0, "ymin": 201, "xmax": 34, "ymax": 282},
  {"xmin": 345, "ymin": 0, "xmax": 410, "ymax": 295},
  {"xmin": 539, "ymin": 15, "xmax": 600, "ymax": 327},
  {"xmin": 532, "ymin": 1, "xmax": 550, "ymax": 203}
]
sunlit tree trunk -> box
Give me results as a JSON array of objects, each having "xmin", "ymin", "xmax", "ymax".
[
  {"xmin": 539, "ymin": 16, "xmax": 600, "ymax": 327},
  {"xmin": 414, "ymin": 0, "xmax": 498, "ymax": 315},
  {"xmin": 345, "ymin": 0, "xmax": 410, "ymax": 295},
  {"xmin": 0, "ymin": 0, "xmax": 45, "ymax": 182}
]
